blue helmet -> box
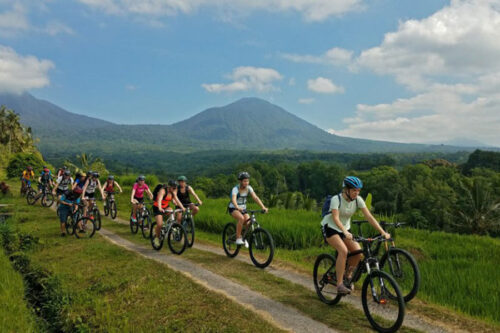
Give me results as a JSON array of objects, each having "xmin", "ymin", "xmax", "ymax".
[{"xmin": 343, "ymin": 176, "xmax": 363, "ymax": 189}]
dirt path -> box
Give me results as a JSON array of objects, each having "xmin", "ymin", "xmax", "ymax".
[{"xmin": 98, "ymin": 227, "xmax": 335, "ymax": 333}]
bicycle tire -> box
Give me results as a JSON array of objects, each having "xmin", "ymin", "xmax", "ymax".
[
  {"xmin": 313, "ymin": 253, "xmax": 342, "ymax": 305},
  {"xmin": 94, "ymin": 209, "xmax": 101, "ymax": 230},
  {"xmin": 183, "ymin": 217, "xmax": 195, "ymax": 248},
  {"xmin": 167, "ymin": 223, "xmax": 187, "ymax": 255},
  {"xmin": 65, "ymin": 215, "xmax": 75, "ymax": 235},
  {"xmin": 150, "ymin": 222, "xmax": 164, "ymax": 250},
  {"xmin": 380, "ymin": 248, "xmax": 420, "ymax": 303},
  {"xmin": 222, "ymin": 222, "xmax": 240, "ymax": 258},
  {"xmin": 74, "ymin": 217, "xmax": 96, "ymax": 239},
  {"xmin": 130, "ymin": 211, "xmax": 139, "ymax": 234},
  {"xmin": 26, "ymin": 190, "xmax": 37, "ymax": 205},
  {"xmin": 141, "ymin": 213, "xmax": 152, "ymax": 239},
  {"xmin": 110, "ymin": 201, "xmax": 117, "ymax": 219},
  {"xmin": 42, "ymin": 193, "xmax": 54, "ymax": 207},
  {"xmin": 104, "ymin": 200, "xmax": 110, "ymax": 216},
  {"xmin": 361, "ymin": 270, "xmax": 405, "ymax": 333},
  {"xmin": 249, "ymin": 227, "xmax": 274, "ymax": 268}
]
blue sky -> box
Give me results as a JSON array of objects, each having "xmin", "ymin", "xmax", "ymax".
[{"xmin": 1, "ymin": 0, "xmax": 499, "ymax": 146}]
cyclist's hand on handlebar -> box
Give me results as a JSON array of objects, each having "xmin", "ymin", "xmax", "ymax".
[
  {"xmin": 262, "ymin": 207, "xmax": 268, "ymax": 214},
  {"xmin": 383, "ymin": 232, "xmax": 391, "ymax": 240},
  {"xmin": 345, "ymin": 231, "xmax": 353, "ymax": 240},
  {"xmin": 198, "ymin": 201, "xmax": 203, "ymax": 206}
]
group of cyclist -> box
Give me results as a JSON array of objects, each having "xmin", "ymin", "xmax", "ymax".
[{"xmin": 21, "ymin": 165, "xmax": 389, "ymax": 294}]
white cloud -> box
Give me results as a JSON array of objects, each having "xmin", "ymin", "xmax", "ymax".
[
  {"xmin": 288, "ymin": 77, "xmax": 296, "ymax": 86},
  {"xmin": 125, "ymin": 84, "xmax": 137, "ymax": 91},
  {"xmin": 282, "ymin": 47, "xmax": 354, "ymax": 67},
  {"xmin": 42, "ymin": 21, "xmax": 75, "ymax": 36},
  {"xmin": 307, "ymin": 77, "xmax": 344, "ymax": 94},
  {"xmin": 298, "ymin": 98, "xmax": 315, "ymax": 104},
  {"xmin": 77, "ymin": 0, "xmax": 363, "ymax": 22},
  {"xmin": 326, "ymin": 128, "xmax": 338, "ymax": 135},
  {"xmin": 202, "ymin": 66, "xmax": 283, "ymax": 93},
  {"xmin": 0, "ymin": 45, "xmax": 55, "ymax": 94}
]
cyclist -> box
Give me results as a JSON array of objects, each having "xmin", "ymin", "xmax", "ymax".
[
  {"xmin": 72, "ymin": 172, "xmax": 85, "ymax": 191},
  {"xmin": 53, "ymin": 170, "xmax": 74, "ymax": 202},
  {"xmin": 175, "ymin": 175, "xmax": 203, "ymax": 223},
  {"xmin": 152, "ymin": 180, "xmax": 184, "ymax": 248},
  {"xmin": 130, "ymin": 175, "xmax": 153, "ymax": 222},
  {"xmin": 38, "ymin": 167, "xmax": 54, "ymax": 194},
  {"xmin": 58, "ymin": 189, "xmax": 80, "ymax": 237},
  {"xmin": 21, "ymin": 166, "xmax": 35, "ymax": 192},
  {"xmin": 228, "ymin": 172, "xmax": 268, "ymax": 246},
  {"xmin": 103, "ymin": 175, "xmax": 123, "ymax": 206},
  {"xmin": 321, "ymin": 176, "xmax": 390, "ymax": 295},
  {"xmin": 56, "ymin": 166, "xmax": 68, "ymax": 178},
  {"xmin": 81, "ymin": 171, "xmax": 104, "ymax": 217}
]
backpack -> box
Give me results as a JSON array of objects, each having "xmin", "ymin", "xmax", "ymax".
[
  {"xmin": 152, "ymin": 184, "xmax": 165, "ymax": 201},
  {"xmin": 321, "ymin": 193, "xmax": 358, "ymax": 217}
]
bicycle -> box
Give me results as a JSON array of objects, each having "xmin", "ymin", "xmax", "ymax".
[
  {"xmin": 20, "ymin": 179, "xmax": 34, "ymax": 197},
  {"xmin": 179, "ymin": 203, "xmax": 199, "ymax": 248},
  {"xmin": 86, "ymin": 197, "xmax": 102, "ymax": 231},
  {"xmin": 313, "ymin": 235, "xmax": 405, "ymax": 333},
  {"xmin": 27, "ymin": 184, "xmax": 54, "ymax": 207},
  {"xmin": 129, "ymin": 200, "xmax": 152, "ymax": 239},
  {"xmin": 222, "ymin": 209, "xmax": 274, "ymax": 268},
  {"xmin": 103, "ymin": 191, "xmax": 118, "ymax": 219},
  {"xmin": 150, "ymin": 208, "xmax": 188, "ymax": 255},
  {"xmin": 352, "ymin": 220, "xmax": 420, "ymax": 303},
  {"xmin": 63, "ymin": 203, "xmax": 95, "ymax": 239},
  {"xmin": 61, "ymin": 203, "xmax": 83, "ymax": 236}
]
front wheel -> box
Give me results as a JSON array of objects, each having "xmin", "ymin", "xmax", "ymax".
[
  {"xmin": 222, "ymin": 222, "xmax": 240, "ymax": 258},
  {"xmin": 104, "ymin": 200, "xmax": 110, "ymax": 216},
  {"xmin": 183, "ymin": 217, "xmax": 195, "ymax": 247},
  {"xmin": 110, "ymin": 201, "xmax": 117, "ymax": 219},
  {"xmin": 167, "ymin": 223, "xmax": 187, "ymax": 255},
  {"xmin": 362, "ymin": 270, "xmax": 405, "ymax": 333},
  {"xmin": 249, "ymin": 228, "xmax": 274, "ymax": 268},
  {"xmin": 74, "ymin": 217, "xmax": 96, "ymax": 239},
  {"xmin": 130, "ymin": 211, "xmax": 138, "ymax": 234},
  {"xmin": 141, "ymin": 213, "xmax": 152, "ymax": 239},
  {"xmin": 65, "ymin": 215, "xmax": 76, "ymax": 235},
  {"xmin": 313, "ymin": 253, "xmax": 342, "ymax": 305},
  {"xmin": 380, "ymin": 248, "xmax": 420, "ymax": 303},
  {"xmin": 41, "ymin": 193, "xmax": 54, "ymax": 207},
  {"xmin": 93, "ymin": 209, "xmax": 101, "ymax": 230},
  {"xmin": 26, "ymin": 190, "xmax": 37, "ymax": 205}
]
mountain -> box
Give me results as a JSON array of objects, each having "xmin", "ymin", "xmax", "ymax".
[{"xmin": 0, "ymin": 92, "xmax": 474, "ymax": 157}]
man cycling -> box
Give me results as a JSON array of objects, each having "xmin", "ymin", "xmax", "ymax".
[
  {"xmin": 321, "ymin": 176, "xmax": 390, "ymax": 294},
  {"xmin": 152, "ymin": 180, "xmax": 184, "ymax": 248},
  {"xmin": 228, "ymin": 172, "xmax": 268, "ymax": 246},
  {"xmin": 175, "ymin": 175, "xmax": 203, "ymax": 223},
  {"xmin": 38, "ymin": 167, "xmax": 54, "ymax": 194},
  {"xmin": 81, "ymin": 171, "xmax": 104, "ymax": 217},
  {"xmin": 130, "ymin": 175, "xmax": 153, "ymax": 222},
  {"xmin": 53, "ymin": 170, "xmax": 74, "ymax": 202},
  {"xmin": 21, "ymin": 166, "xmax": 35, "ymax": 193}
]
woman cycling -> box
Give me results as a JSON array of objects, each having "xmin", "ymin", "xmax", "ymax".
[
  {"xmin": 81, "ymin": 171, "xmax": 104, "ymax": 217},
  {"xmin": 321, "ymin": 176, "xmax": 390, "ymax": 294},
  {"xmin": 228, "ymin": 172, "xmax": 268, "ymax": 246},
  {"xmin": 131, "ymin": 175, "xmax": 153, "ymax": 222},
  {"xmin": 103, "ymin": 175, "xmax": 123, "ymax": 203},
  {"xmin": 175, "ymin": 175, "xmax": 203, "ymax": 223},
  {"xmin": 152, "ymin": 180, "xmax": 184, "ymax": 248}
]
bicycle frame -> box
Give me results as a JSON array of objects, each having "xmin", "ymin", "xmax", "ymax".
[
  {"xmin": 240, "ymin": 210, "xmax": 261, "ymax": 241},
  {"xmin": 158, "ymin": 208, "xmax": 183, "ymax": 237}
]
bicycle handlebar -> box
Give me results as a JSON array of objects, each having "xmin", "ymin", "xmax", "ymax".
[
  {"xmin": 247, "ymin": 209, "xmax": 267, "ymax": 214},
  {"xmin": 353, "ymin": 235, "xmax": 393, "ymax": 243},
  {"xmin": 352, "ymin": 220, "xmax": 406, "ymax": 228}
]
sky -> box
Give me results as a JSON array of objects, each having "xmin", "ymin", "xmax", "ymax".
[{"xmin": 1, "ymin": 0, "xmax": 499, "ymax": 147}]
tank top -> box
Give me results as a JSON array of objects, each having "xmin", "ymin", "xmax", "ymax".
[
  {"xmin": 177, "ymin": 185, "xmax": 191, "ymax": 204},
  {"xmin": 58, "ymin": 177, "xmax": 72, "ymax": 190},
  {"xmin": 153, "ymin": 191, "xmax": 173, "ymax": 209},
  {"xmin": 86, "ymin": 179, "xmax": 97, "ymax": 194}
]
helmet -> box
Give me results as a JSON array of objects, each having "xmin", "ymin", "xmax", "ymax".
[
  {"xmin": 108, "ymin": 175, "xmax": 114, "ymax": 180},
  {"xmin": 93, "ymin": 172, "xmax": 100, "ymax": 178},
  {"xmin": 177, "ymin": 175, "xmax": 187, "ymax": 182},
  {"xmin": 43, "ymin": 168, "xmax": 49, "ymax": 173},
  {"xmin": 73, "ymin": 187, "xmax": 83, "ymax": 195},
  {"xmin": 137, "ymin": 175, "xmax": 145, "ymax": 181},
  {"xmin": 43, "ymin": 165, "xmax": 47, "ymax": 169},
  {"xmin": 86, "ymin": 171, "xmax": 93, "ymax": 177},
  {"xmin": 62, "ymin": 166, "xmax": 67, "ymax": 170},
  {"xmin": 167, "ymin": 180, "xmax": 178, "ymax": 188},
  {"xmin": 343, "ymin": 176, "xmax": 363, "ymax": 189},
  {"xmin": 75, "ymin": 172, "xmax": 82, "ymax": 178},
  {"xmin": 238, "ymin": 171, "xmax": 250, "ymax": 180},
  {"xmin": 64, "ymin": 170, "xmax": 71, "ymax": 176},
  {"xmin": 27, "ymin": 166, "xmax": 33, "ymax": 171}
]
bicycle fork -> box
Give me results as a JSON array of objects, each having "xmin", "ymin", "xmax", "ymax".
[{"xmin": 367, "ymin": 260, "xmax": 387, "ymax": 304}]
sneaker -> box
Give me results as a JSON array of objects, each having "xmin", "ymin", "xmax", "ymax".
[
  {"xmin": 235, "ymin": 238, "xmax": 244, "ymax": 246},
  {"xmin": 153, "ymin": 237, "xmax": 160, "ymax": 247},
  {"xmin": 61, "ymin": 233, "xmax": 66, "ymax": 237},
  {"xmin": 131, "ymin": 217, "xmax": 137, "ymax": 223},
  {"xmin": 244, "ymin": 240, "xmax": 249, "ymax": 248},
  {"xmin": 337, "ymin": 283, "xmax": 351, "ymax": 295}
]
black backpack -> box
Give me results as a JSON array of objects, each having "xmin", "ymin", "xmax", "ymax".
[{"xmin": 152, "ymin": 184, "xmax": 165, "ymax": 201}]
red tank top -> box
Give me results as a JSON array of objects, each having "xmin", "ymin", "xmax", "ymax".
[{"xmin": 154, "ymin": 192, "xmax": 172, "ymax": 209}]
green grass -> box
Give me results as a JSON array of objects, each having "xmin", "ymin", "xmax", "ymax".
[{"xmin": 2, "ymin": 185, "xmax": 285, "ymax": 332}]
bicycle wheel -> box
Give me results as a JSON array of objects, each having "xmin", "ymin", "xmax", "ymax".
[
  {"xmin": 222, "ymin": 222, "xmax": 240, "ymax": 258},
  {"xmin": 248, "ymin": 227, "xmax": 274, "ymax": 268},
  {"xmin": 361, "ymin": 270, "xmax": 405, "ymax": 333},
  {"xmin": 150, "ymin": 222, "xmax": 164, "ymax": 251},
  {"xmin": 183, "ymin": 217, "xmax": 195, "ymax": 248},
  {"xmin": 380, "ymin": 248, "xmax": 420, "ymax": 303},
  {"xmin": 141, "ymin": 214, "xmax": 152, "ymax": 239},
  {"xmin": 130, "ymin": 211, "xmax": 138, "ymax": 234},
  {"xmin": 104, "ymin": 200, "xmax": 109, "ymax": 216},
  {"xmin": 74, "ymin": 217, "xmax": 96, "ymax": 239},
  {"xmin": 110, "ymin": 201, "xmax": 117, "ymax": 219},
  {"xmin": 65, "ymin": 215, "xmax": 76, "ymax": 235},
  {"xmin": 93, "ymin": 209, "xmax": 101, "ymax": 230},
  {"xmin": 26, "ymin": 190, "xmax": 37, "ymax": 205},
  {"xmin": 313, "ymin": 253, "xmax": 342, "ymax": 305},
  {"xmin": 42, "ymin": 193, "xmax": 54, "ymax": 207},
  {"xmin": 167, "ymin": 223, "xmax": 187, "ymax": 255}
]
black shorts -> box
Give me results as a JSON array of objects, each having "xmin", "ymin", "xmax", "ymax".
[
  {"xmin": 176, "ymin": 202, "xmax": 192, "ymax": 210},
  {"xmin": 153, "ymin": 206, "xmax": 172, "ymax": 217},
  {"xmin": 322, "ymin": 225, "xmax": 349, "ymax": 240},
  {"xmin": 56, "ymin": 188, "xmax": 65, "ymax": 195},
  {"xmin": 85, "ymin": 192, "xmax": 95, "ymax": 199},
  {"xmin": 228, "ymin": 207, "xmax": 247, "ymax": 215},
  {"xmin": 134, "ymin": 196, "xmax": 144, "ymax": 204}
]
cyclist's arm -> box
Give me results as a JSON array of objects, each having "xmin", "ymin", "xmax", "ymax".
[
  {"xmin": 231, "ymin": 194, "xmax": 240, "ymax": 211},
  {"xmin": 156, "ymin": 189, "xmax": 164, "ymax": 211},
  {"xmin": 188, "ymin": 186, "xmax": 202, "ymax": 204},
  {"xmin": 131, "ymin": 189, "xmax": 136, "ymax": 203},
  {"xmin": 360, "ymin": 207, "xmax": 390, "ymax": 238},
  {"xmin": 172, "ymin": 192, "xmax": 184, "ymax": 210},
  {"xmin": 97, "ymin": 179, "xmax": 104, "ymax": 198},
  {"xmin": 146, "ymin": 188, "xmax": 153, "ymax": 200},
  {"xmin": 250, "ymin": 191, "xmax": 267, "ymax": 211},
  {"xmin": 115, "ymin": 182, "xmax": 123, "ymax": 193},
  {"xmin": 81, "ymin": 179, "xmax": 89, "ymax": 197}
]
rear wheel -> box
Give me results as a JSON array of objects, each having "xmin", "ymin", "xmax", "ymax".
[
  {"xmin": 249, "ymin": 228, "xmax": 274, "ymax": 268},
  {"xmin": 150, "ymin": 222, "xmax": 164, "ymax": 250},
  {"xmin": 74, "ymin": 217, "xmax": 96, "ymax": 239},
  {"xmin": 313, "ymin": 253, "xmax": 342, "ymax": 305},
  {"xmin": 222, "ymin": 222, "xmax": 240, "ymax": 258},
  {"xmin": 26, "ymin": 190, "xmax": 37, "ymax": 205},
  {"xmin": 41, "ymin": 193, "xmax": 54, "ymax": 207},
  {"xmin": 167, "ymin": 223, "xmax": 187, "ymax": 255}
]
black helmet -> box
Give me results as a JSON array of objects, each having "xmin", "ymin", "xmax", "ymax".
[
  {"xmin": 238, "ymin": 171, "xmax": 250, "ymax": 180},
  {"xmin": 62, "ymin": 166, "xmax": 68, "ymax": 170},
  {"xmin": 137, "ymin": 175, "xmax": 146, "ymax": 181},
  {"xmin": 93, "ymin": 172, "xmax": 99, "ymax": 178},
  {"xmin": 86, "ymin": 170, "xmax": 93, "ymax": 177},
  {"xmin": 167, "ymin": 180, "xmax": 177, "ymax": 188},
  {"xmin": 43, "ymin": 165, "xmax": 48, "ymax": 169},
  {"xmin": 108, "ymin": 175, "xmax": 114, "ymax": 180},
  {"xmin": 64, "ymin": 170, "xmax": 71, "ymax": 176},
  {"xmin": 75, "ymin": 172, "xmax": 82, "ymax": 178}
]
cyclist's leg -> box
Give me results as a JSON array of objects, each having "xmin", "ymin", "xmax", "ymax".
[
  {"xmin": 175, "ymin": 208, "xmax": 183, "ymax": 223},
  {"xmin": 343, "ymin": 238, "xmax": 362, "ymax": 279},
  {"xmin": 154, "ymin": 214, "xmax": 163, "ymax": 238},
  {"xmin": 132, "ymin": 202, "xmax": 138, "ymax": 219},
  {"xmin": 82, "ymin": 197, "xmax": 89, "ymax": 216},
  {"xmin": 231, "ymin": 210, "xmax": 248, "ymax": 239},
  {"xmin": 325, "ymin": 233, "xmax": 349, "ymax": 287},
  {"xmin": 59, "ymin": 205, "xmax": 69, "ymax": 235},
  {"xmin": 191, "ymin": 203, "xmax": 199, "ymax": 216}
]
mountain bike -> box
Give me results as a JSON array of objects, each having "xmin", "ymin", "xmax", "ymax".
[
  {"xmin": 20, "ymin": 179, "xmax": 34, "ymax": 197},
  {"xmin": 62, "ymin": 203, "xmax": 83, "ymax": 236},
  {"xmin": 352, "ymin": 220, "xmax": 420, "ymax": 302},
  {"xmin": 27, "ymin": 184, "xmax": 54, "ymax": 207},
  {"xmin": 150, "ymin": 208, "xmax": 188, "ymax": 255},
  {"xmin": 179, "ymin": 203, "xmax": 199, "ymax": 247},
  {"xmin": 87, "ymin": 197, "xmax": 102, "ymax": 231},
  {"xmin": 103, "ymin": 191, "xmax": 118, "ymax": 219},
  {"xmin": 66, "ymin": 203, "xmax": 95, "ymax": 239},
  {"xmin": 313, "ymin": 235, "xmax": 405, "ymax": 333},
  {"xmin": 222, "ymin": 209, "xmax": 274, "ymax": 268},
  {"xmin": 130, "ymin": 201, "xmax": 152, "ymax": 239}
]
